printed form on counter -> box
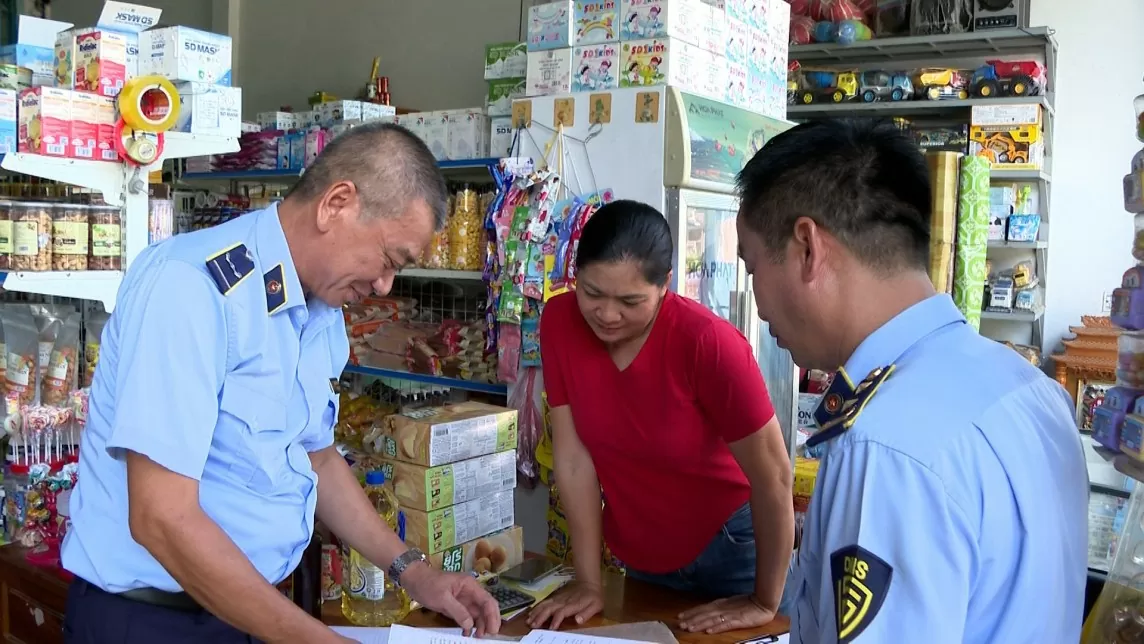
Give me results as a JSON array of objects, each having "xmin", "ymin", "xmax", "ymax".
[{"xmin": 370, "ymin": 624, "xmax": 649, "ymax": 644}]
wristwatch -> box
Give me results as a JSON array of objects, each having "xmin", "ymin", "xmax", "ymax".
[{"xmin": 388, "ymin": 548, "xmax": 428, "ymax": 585}]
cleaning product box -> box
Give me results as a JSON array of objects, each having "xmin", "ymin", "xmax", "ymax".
[
  {"xmin": 257, "ymin": 111, "xmax": 297, "ymax": 131},
  {"xmin": 486, "ymin": 78, "xmax": 526, "ymax": 117},
  {"xmin": 140, "ymin": 26, "xmax": 232, "ymax": 86},
  {"xmin": 484, "ymin": 42, "xmax": 527, "ymax": 80},
  {"xmin": 571, "ymin": 42, "xmax": 619, "ymax": 92},
  {"xmin": 529, "ymin": 1, "xmax": 575, "ymax": 51},
  {"xmin": 526, "ymin": 48, "xmax": 574, "ymax": 96},
  {"xmin": 361, "ymin": 102, "xmax": 397, "ymax": 123},
  {"xmin": 54, "ymin": 29, "xmax": 129, "ymax": 97},
  {"xmin": 18, "ymin": 87, "xmax": 71, "ymax": 157},
  {"xmin": 378, "ymin": 402, "xmax": 518, "ymax": 467},
  {"xmin": 0, "ymin": 89, "xmax": 17, "ymax": 154},
  {"xmin": 447, "ymin": 108, "xmax": 489, "ymax": 160},
  {"xmin": 969, "ymin": 104, "xmax": 1044, "ymax": 171},
  {"xmin": 402, "ymin": 490, "xmax": 516, "ymax": 554},
  {"xmin": 316, "ymin": 100, "xmax": 363, "ymax": 127},
  {"xmin": 380, "ymin": 449, "xmax": 517, "ymax": 512},
  {"xmin": 619, "ymin": 0, "xmax": 718, "ymax": 51},
  {"xmin": 422, "ymin": 111, "xmax": 450, "ymax": 161},
  {"xmin": 428, "ymin": 526, "xmax": 524, "ymax": 574},
  {"xmin": 490, "ymin": 117, "xmax": 514, "ymax": 158},
  {"xmin": 573, "ymin": 0, "xmax": 621, "ymax": 45},
  {"xmin": 70, "ymin": 90, "xmax": 117, "ymax": 160},
  {"xmin": 620, "ymin": 38, "xmax": 725, "ymax": 100},
  {"xmin": 172, "ymin": 82, "xmax": 241, "ymax": 137}
]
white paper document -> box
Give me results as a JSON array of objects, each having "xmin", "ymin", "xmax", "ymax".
[
  {"xmin": 520, "ymin": 630, "xmax": 645, "ymax": 644},
  {"xmin": 331, "ymin": 625, "xmax": 464, "ymax": 644}
]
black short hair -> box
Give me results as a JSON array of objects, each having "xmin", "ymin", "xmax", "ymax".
[
  {"xmin": 736, "ymin": 118, "xmax": 931, "ymax": 272},
  {"xmin": 288, "ymin": 121, "xmax": 448, "ymax": 230},
  {"xmin": 576, "ymin": 200, "xmax": 673, "ymax": 286}
]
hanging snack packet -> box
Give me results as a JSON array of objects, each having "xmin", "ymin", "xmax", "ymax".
[
  {"xmin": 5, "ymin": 306, "xmax": 40, "ymax": 406},
  {"xmin": 31, "ymin": 305, "xmax": 63, "ymax": 380},
  {"xmin": 42, "ymin": 313, "xmax": 80, "ymax": 407},
  {"xmin": 83, "ymin": 311, "xmax": 109, "ymax": 388}
]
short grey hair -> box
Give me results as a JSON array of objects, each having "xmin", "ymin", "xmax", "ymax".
[{"xmin": 287, "ymin": 121, "xmax": 448, "ymax": 230}]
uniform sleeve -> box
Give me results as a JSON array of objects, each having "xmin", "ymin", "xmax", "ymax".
[
  {"xmin": 539, "ymin": 297, "xmax": 569, "ymax": 407},
  {"xmin": 301, "ymin": 313, "xmax": 349, "ymax": 452},
  {"xmin": 801, "ymin": 440, "xmax": 974, "ymax": 643},
  {"xmin": 105, "ymin": 260, "xmax": 228, "ymax": 481},
  {"xmin": 694, "ymin": 321, "xmax": 775, "ymax": 442}
]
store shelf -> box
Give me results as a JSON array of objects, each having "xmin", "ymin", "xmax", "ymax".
[
  {"xmin": 991, "ymin": 168, "xmax": 1051, "ymax": 182},
  {"xmin": 988, "ymin": 240, "xmax": 1048, "ymax": 249},
  {"xmin": 0, "ymin": 153, "xmax": 127, "ymax": 205},
  {"xmin": 787, "ymin": 95, "xmax": 1052, "ymax": 119},
  {"xmin": 438, "ymin": 158, "xmax": 500, "ymax": 170},
  {"xmin": 182, "ymin": 157, "xmax": 502, "ymax": 183},
  {"xmin": 0, "ymin": 271, "xmax": 122, "ymax": 310},
  {"xmin": 789, "ymin": 27, "xmax": 1055, "ymax": 65},
  {"xmin": 342, "ymin": 364, "xmax": 507, "ymax": 395},
  {"xmin": 163, "ymin": 133, "xmax": 242, "ymax": 160},
  {"xmin": 399, "ymin": 268, "xmax": 485, "ymax": 280},
  {"xmin": 981, "ymin": 305, "xmax": 1044, "ymax": 322}
]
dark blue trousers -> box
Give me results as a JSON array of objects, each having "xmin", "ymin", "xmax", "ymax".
[{"xmin": 64, "ymin": 577, "xmax": 259, "ymax": 643}]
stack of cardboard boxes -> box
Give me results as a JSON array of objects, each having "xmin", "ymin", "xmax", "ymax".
[{"xmin": 374, "ymin": 402, "xmax": 525, "ymax": 575}]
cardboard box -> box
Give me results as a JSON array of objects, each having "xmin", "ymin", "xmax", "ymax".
[
  {"xmin": 428, "ymin": 526, "xmax": 524, "ymax": 574},
  {"xmin": 619, "ymin": 38, "xmax": 725, "ymax": 100},
  {"xmin": 969, "ymin": 104, "xmax": 1044, "ymax": 171},
  {"xmin": 316, "ymin": 100, "xmax": 362, "ymax": 127},
  {"xmin": 796, "ymin": 393, "xmax": 820, "ymax": 447},
  {"xmin": 55, "ymin": 29, "xmax": 129, "ymax": 97},
  {"xmin": 257, "ymin": 111, "xmax": 297, "ymax": 131},
  {"xmin": 571, "ymin": 43, "xmax": 619, "ymax": 92},
  {"xmin": 403, "ymin": 489, "xmax": 515, "ymax": 554},
  {"xmin": 361, "ymin": 102, "xmax": 397, "ymax": 123},
  {"xmin": 173, "ymin": 82, "xmax": 241, "ymax": 137},
  {"xmin": 70, "ymin": 90, "xmax": 117, "ymax": 161},
  {"xmin": 526, "ymin": 48, "xmax": 574, "ymax": 96},
  {"xmin": 0, "ymin": 89, "xmax": 17, "ymax": 154},
  {"xmin": 484, "ymin": 42, "xmax": 527, "ymax": 80},
  {"xmin": 381, "ymin": 449, "xmax": 516, "ymax": 512},
  {"xmin": 89, "ymin": 1, "xmax": 164, "ymax": 79},
  {"xmin": 447, "ymin": 108, "xmax": 489, "ymax": 160},
  {"xmin": 573, "ymin": 0, "xmax": 621, "ymax": 45},
  {"xmin": 619, "ymin": 0, "xmax": 714, "ymax": 49},
  {"xmin": 140, "ymin": 26, "xmax": 232, "ymax": 86},
  {"xmin": 725, "ymin": 61, "xmax": 748, "ymax": 107},
  {"xmin": 18, "ymin": 87, "xmax": 71, "ymax": 157},
  {"xmin": 380, "ymin": 402, "xmax": 517, "ymax": 467},
  {"xmin": 486, "ymin": 77, "xmax": 526, "ymax": 117},
  {"xmin": 528, "ymin": 1, "xmax": 574, "ymax": 51},
  {"xmin": 421, "ymin": 111, "xmax": 450, "ymax": 160},
  {"xmin": 490, "ymin": 116, "xmax": 514, "ymax": 158}
]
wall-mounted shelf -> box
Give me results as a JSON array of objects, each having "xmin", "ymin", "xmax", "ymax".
[
  {"xmin": 991, "ymin": 168, "xmax": 1051, "ymax": 182},
  {"xmin": 0, "ymin": 271, "xmax": 123, "ymax": 311},
  {"xmin": 789, "ymin": 27, "xmax": 1056, "ymax": 65},
  {"xmin": 343, "ymin": 363, "xmax": 507, "ymax": 396},
  {"xmin": 180, "ymin": 158, "xmax": 502, "ymax": 184},
  {"xmin": 981, "ymin": 306, "xmax": 1045, "ymax": 323},
  {"xmin": 788, "ymin": 95, "xmax": 1052, "ymax": 119},
  {"xmin": 988, "ymin": 239, "xmax": 1048, "ymax": 249},
  {"xmin": 399, "ymin": 268, "xmax": 485, "ymax": 280}
]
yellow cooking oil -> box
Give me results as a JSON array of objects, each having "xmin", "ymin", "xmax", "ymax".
[{"xmin": 341, "ymin": 470, "xmax": 411, "ymax": 626}]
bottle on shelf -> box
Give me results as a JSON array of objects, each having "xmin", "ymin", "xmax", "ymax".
[{"xmin": 340, "ymin": 470, "xmax": 410, "ymax": 626}]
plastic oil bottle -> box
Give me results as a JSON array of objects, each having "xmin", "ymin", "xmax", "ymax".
[{"xmin": 341, "ymin": 471, "xmax": 411, "ymax": 626}]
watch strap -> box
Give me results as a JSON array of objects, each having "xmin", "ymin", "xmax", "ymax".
[{"xmin": 388, "ymin": 547, "xmax": 427, "ymax": 585}]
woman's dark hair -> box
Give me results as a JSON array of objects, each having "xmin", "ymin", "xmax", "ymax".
[{"xmin": 575, "ymin": 199, "xmax": 673, "ymax": 286}]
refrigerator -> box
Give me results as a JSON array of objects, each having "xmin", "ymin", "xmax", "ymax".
[{"xmin": 516, "ymin": 86, "xmax": 799, "ymax": 449}]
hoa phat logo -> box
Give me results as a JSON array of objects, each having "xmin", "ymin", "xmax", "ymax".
[
  {"xmin": 688, "ymin": 102, "xmax": 725, "ymax": 119},
  {"xmin": 185, "ymin": 40, "xmax": 220, "ymax": 55}
]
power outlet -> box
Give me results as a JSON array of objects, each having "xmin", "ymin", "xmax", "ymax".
[{"xmin": 1103, "ymin": 292, "xmax": 1113, "ymax": 313}]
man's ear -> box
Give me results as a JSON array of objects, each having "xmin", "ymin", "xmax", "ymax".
[{"xmin": 316, "ymin": 181, "xmax": 358, "ymax": 233}]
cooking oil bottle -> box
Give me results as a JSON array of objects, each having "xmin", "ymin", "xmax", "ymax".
[{"xmin": 341, "ymin": 471, "xmax": 411, "ymax": 626}]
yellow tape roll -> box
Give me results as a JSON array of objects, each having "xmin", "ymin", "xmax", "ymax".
[{"xmin": 118, "ymin": 75, "xmax": 181, "ymax": 133}]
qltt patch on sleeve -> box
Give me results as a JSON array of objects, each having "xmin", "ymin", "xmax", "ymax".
[{"xmin": 830, "ymin": 544, "xmax": 893, "ymax": 643}]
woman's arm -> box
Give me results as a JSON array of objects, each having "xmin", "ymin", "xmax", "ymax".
[
  {"xmin": 727, "ymin": 422, "xmax": 794, "ymax": 610},
  {"xmin": 550, "ymin": 404, "xmax": 605, "ymax": 587}
]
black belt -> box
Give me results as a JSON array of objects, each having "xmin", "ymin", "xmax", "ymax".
[{"xmin": 118, "ymin": 587, "xmax": 203, "ymax": 613}]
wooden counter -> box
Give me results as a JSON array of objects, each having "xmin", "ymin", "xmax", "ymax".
[{"xmin": 0, "ymin": 545, "xmax": 790, "ymax": 644}]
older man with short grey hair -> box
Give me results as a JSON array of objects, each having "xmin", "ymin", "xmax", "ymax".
[{"xmin": 61, "ymin": 123, "xmax": 500, "ymax": 644}]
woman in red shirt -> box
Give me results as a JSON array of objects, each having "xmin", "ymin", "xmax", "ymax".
[{"xmin": 528, "ymin": 200, "xmax": 793, "ymax": 635}]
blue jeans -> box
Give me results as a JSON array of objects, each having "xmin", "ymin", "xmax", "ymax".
[{"xmin": 625, "ymin": 503, "xmax": 757, "ymax": 598}]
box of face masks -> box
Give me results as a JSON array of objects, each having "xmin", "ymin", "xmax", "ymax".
[
  {"xmin": 172, "ymin": 82, "xmax": 241, "ymax": 137},
  {"xmin": 141, "ymin": 26, "xmax": 232, "ymax": 86}
]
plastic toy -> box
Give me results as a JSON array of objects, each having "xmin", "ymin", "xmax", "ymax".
[
  {"xmin": 797, "ymin": 70, "xmax": 857, "ymax": 104},
  {"xmin": 971, "ymin": 60, "xmax": 1046, "ymax": 98},
  {"xmin": 1092, "ymin": 406, "xmax": 1128, "ymax": 452},
  {"xmin": 914, "ymin": 68, "xmax": 970, "ymax": 101},
  {"xmin": 1120, "ymin": 414, "xmax": 1144, "ymax": 460},
  {"xmin": 858, "ymin": 71, "xmax": 912, "ymax": 102}
]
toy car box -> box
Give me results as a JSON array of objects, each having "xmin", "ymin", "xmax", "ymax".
[{"xmin": 969, "ymin": 104, "xmax": 1044, "ymax": 171}]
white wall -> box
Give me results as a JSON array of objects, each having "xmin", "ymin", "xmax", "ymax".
[{"xmin": 1031, "ymin": 1, "xmax": 1142, "ymax": 353}]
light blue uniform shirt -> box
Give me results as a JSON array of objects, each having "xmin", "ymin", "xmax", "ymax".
[
  {"xmin": 790, "ymin": 294, "xmax": 1088, "ymax": 643},
  {"xmin": 61, "ymin": 204, "xmax": 349, "ymax": 593}
]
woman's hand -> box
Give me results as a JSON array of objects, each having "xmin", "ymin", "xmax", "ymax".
[
  {"xmin": 527, "ymin": 581, "xmax": 605, "ymax": 630},
  {"xmin": 678, "ymin": 594, "xmax": 777, "ymax": 634}
]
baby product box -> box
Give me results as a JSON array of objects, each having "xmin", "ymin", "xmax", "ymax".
[
  {"xmin": 0, "ymin": 89, "xmax": 17, "ymax": 154},
  {"xmin": 173, "ymin": 82, "xmax": 241, "ymax": 137},
  {"xmin": 573, "ymin": 0, "xmax": 621, "ymax": 46},
  {"xmin": 726, "ymin": 61, "xmax": 749, "ymax": 108},
  {"xmin": 54, "ymin": 29, "xmax": 129, "ymax": 97},
  {"xmin": 379, "ymin": 449, "xmax": 517, "ymax": 512},
  {"xmin": 572, "ymin": 42, "xmax": 619, "ymax": 92},
  {"xmin": 317, "ymin": 100, "xmax": 363, "ymax": 127},
  {"xmin": 484, "ymin": 42, "xmax": 527, "ymax": 80},
  {"xmin": 447, "ymin": 108, "xmax": 489, "ymax": 160},
  {"xmin": 750, "ymin": 0, "xmax": 790, "ymax": 39},
  {"xmin": 969, "ymin": 104, "xmax": 1044, "ymax": 171},
  {"xmin": 620, "ymin": 0, "xmax": 720, "ymax": 52},
  {"xmin": 428, "ymin": 526, "xmax": 524, "ymax": 575},
  {"xmin": 526, "ymin": 48, "xmax": 574, "ymax": 96},
  {"xmin": 378, "ymin": 402, "xmax": 518, "ymax": 467},
  {"xmin": 304, "ymin": 128, "xmax": 325, "ymax": 167},
  {"xmin": 486, "ymin": 77, "xmax": 526, "ymax": 117},
  {"xmin": 70, "ymin": 90, "xmax": 117, "ymax": 161},
  {"xmin": 402, "ymin": 490, "xmax": 516, "ymax": 554},
  {"xmin": 620, "ymin": 38, "xmax": 725, "ymax": 100},
  {"xmin": 726, "ymin": 15, "xmax": 749, "ymax": 64},
  {"xmin": 423, "ymin": 111, "xmax": 451, "ymax": 161},
  {"xmin": 286, "ymin": 131, "xmax": 306, "ymax": 170},
  {"xmin": 19, "ymin": 87, "xmax": 71, "ymax": 157},
  {"xmin": 528, "ymin": 1, "xmax": 574, "ymax": 51},
  {"xmin": 141, "ymin": 26, "xmax": 232, "ymax": 86},
  {"xmin": 361, "ymin": 102, "xmax": 397, "ymax": 123},
  {"xmin": 257, "ymin": 111, "xmax": 297, "ymax": 131},
  {"xmin": 490, "ymin": 117, "xmax": 514, "ymax": 158}
]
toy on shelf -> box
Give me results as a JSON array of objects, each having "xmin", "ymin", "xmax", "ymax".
[
  {"xmin": 796, "ymin": 69, "xmax": 857, "ymax": 104},
  {"xmin": 1112, "ymin": 266, "xmax": 1144, "ymax": 331},
  {"xmin": 1092, "ymin": 386, "xmax": 1144, "ymax": 452},
  {"xmin": 970, "ymin": 60, "xmax": 1046, "ymax": 98},
  {"xmin": 914, "ymin": 68, "xmax": 970, "ymax": 101},
  {"xmin": 857, "ymin": 70, "xmax": 913, "ymax": 102}
]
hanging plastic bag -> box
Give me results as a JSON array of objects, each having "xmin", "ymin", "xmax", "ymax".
[
  {"xmin": 42, "ymin": 313, "xmax": 80, "ymax": 407},
  {"xmin": 4, "ymin": 306, "xmax": 41, "ymax": 407},
  {"xmin": 83, "ymin": 311, "xmax": 109, "ymax": 388},
  {"xmin": 508, "ymin": 366, "xmax": 543, "ymax": 486}
]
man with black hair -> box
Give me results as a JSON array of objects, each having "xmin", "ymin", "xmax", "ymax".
[{"xmin": 736, "ymin": 119, "xmax": 1087, "ymax": 642}]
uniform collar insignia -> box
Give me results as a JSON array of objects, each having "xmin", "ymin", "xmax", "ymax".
[
  {"xmin": 806, "ymin": 365, "xmax": 895, "ymax": 448},
  {"xmin": 264, "ymin": 263, "xmax": 288, "ymax": 314},
  {"xmin": 205, "ymin": 244, "xmax": 255, "ymax": 296}
]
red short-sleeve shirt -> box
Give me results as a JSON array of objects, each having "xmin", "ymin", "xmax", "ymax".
[{"xmin": 540, "ymin": 291, "xmax": 776, "ymax": 573}]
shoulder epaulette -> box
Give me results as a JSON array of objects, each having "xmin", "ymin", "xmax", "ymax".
[
  {"xmin": 806, "ymin": 365, "xmax": 896, "ymax": 448},
  {"xmin": 205, "ymin": 243, "xmax": 255, "ymax": 295}
]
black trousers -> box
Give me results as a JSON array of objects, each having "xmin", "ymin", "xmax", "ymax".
[{"xmin": 64, "ymin": 577, "xmax": 261, "ymax": 643}]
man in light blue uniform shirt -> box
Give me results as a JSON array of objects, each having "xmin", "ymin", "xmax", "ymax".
[
  {"xmin": 61, "ymin": 123, "xmax": 500, "ymax": 644},
  {"xmin": 735, "ymin": 119, "xmax": 1089, "ymax": 642}
]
